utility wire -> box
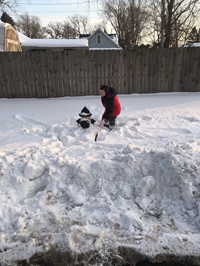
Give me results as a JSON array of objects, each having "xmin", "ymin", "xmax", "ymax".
[
  {"xmin": 16, "ymin": 7, "xmax": 100, "ymax": 13},
  {"xmin": 17, "ymin": 1, "xmax": 98, "ymax": 5}
]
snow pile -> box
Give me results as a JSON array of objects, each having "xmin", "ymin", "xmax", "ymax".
[{"xmin": 0, "ymin": 93, "xmax": 200, "ymax": 265}]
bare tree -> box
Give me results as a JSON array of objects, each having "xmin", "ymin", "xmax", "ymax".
[
  {"xmin": 0, "ymin": 0, "xmax": 17, "ymax": 10},
  {"xmin": 128, "ymin": 0, "xmax": 149, "ymax": 46},
  {"xmin": 45, "ymin": 21, "xmax": 77, "ymax": 39},
  {"xmin": 45, "ymin": 22, "xmax": 64, "ymax": 39},
  {"xmin": 89, "ymin": 20, "xmax": 109, "ymax": 32},
  {"xmin": 69, "ymin": 14, "xmax": 90, "ymax": 35},
  {"xmin": 15, "ymin": 12, "xmax": 46, "ymax": 38},
  {"xmin": 45, "ymin": 14, "xmax": 93, "ymax": 39},
  {"xmin": 62, "ymin": 21, "xmax": 78, "ymax": 38},
  {"xmin": 149, "ymin": 0, "xmax": 200, "ymax": 47},
  {"xmin": 102, "ymin": 0, "xmax": 149, "ymax": 48},
  {"xmin": 187, "ymin": 26, "xmax": 200, "ymax": 42}
]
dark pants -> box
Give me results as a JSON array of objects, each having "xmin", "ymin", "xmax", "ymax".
[
  {"xmin": 104, "ymin": 116, "xmax": 117, "ymax": 128},
  {"xmin": 108, "ymin": 116, "xmax": 117, "ymax": 126}
]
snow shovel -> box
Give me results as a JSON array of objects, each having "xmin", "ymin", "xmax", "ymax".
[{"xmin": 94, "ymin": 118, "xmax": 103, "ymax": 142}]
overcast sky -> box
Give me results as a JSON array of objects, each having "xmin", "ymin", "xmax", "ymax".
[{"xmin": 8, "ymin": 0, "xmax": 104, "ymax": 28}]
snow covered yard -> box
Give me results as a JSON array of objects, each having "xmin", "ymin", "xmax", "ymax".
[{"xmin": 0, "ymin": 93, "xmax": 200, "ymax": 265}]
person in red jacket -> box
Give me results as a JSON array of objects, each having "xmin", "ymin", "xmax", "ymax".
[{"xmin": 99, "ymin": 85, "xmax": 121, "ymax": 130}]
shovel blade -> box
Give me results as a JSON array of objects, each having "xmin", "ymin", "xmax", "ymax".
[{"xmin": 94, "ymin": 132, "xmax": 98, "ymax": 141}]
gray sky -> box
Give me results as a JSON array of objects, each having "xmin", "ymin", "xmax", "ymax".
[{"xmin": 9, "ymin": 0, "xmax": 103, "ymax": 27}]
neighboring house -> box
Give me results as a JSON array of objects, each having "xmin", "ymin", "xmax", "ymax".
[
  {"xmin": 17, "ymin": 32, "xmax": 88, "ymax": 51},
  {"xmin": 0, "ymin": 21, "xmax": 22, "ymax": 52},
  {"xmin": 79, "ymin": 28, "xmax": 122, "ymax": 50}
]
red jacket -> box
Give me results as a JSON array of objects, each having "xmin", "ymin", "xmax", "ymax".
[{"xmin": 101, "ymin": 93, "xmax": 121, "ymax": 119}]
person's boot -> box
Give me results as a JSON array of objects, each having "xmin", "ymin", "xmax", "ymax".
[
  {"xmin": 103, "ymin": 119, "xmax": 110, "ymax": 128},
  {"xmin": 109, "ymin": 121, "xmax": 116, "ymax": 130}
]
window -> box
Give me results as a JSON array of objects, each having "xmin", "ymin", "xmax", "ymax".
[{"xmin": 96, "ymin": 34, "xmax": 101, "ymax": 44}]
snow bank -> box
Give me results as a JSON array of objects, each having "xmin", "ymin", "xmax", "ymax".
[{"xmin": 0, "ymin": 94, "xmax": 200, "ymax": 265}]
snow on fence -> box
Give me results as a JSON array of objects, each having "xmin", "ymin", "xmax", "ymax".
[{"xmin": 0, "ymin": 48, "xmax": 200, "ymax": 98}]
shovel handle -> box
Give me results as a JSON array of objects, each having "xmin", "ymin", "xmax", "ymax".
[{"xmin": 94, "ymin": 118, "xmax": 104, "ymax": 142}]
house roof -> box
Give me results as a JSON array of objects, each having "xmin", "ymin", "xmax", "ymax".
[
  {"xmin": 79, "ymin": 34, "xmax": 90, "ymax": 38},
  {"xmin": 190, "ymin": 42, "xmax": 200, "ymax": 47},
  {"xmin": 17, "ymin": 31, "xmax": 88, "ymax": 49},
  {"xmin": 89, "ymin": 48, "xmax": 122, "ymax": 51},
  {"xmin": 0, "ymin": 22, "xmax": 5, "ymax": 51},
  {"xmin": 183, "ymin": 41, "xmax": 200, "ymax": 47},
  {"xmin": 80, "ymin": 32, "xmax": 117, "ymax": 39},
  {"xmin": 19, "ymin": 37, "xmax": 88, "ymax": 49},
  {"xmin": 17, "ymin": 31, "xmax": 30, "ymax": 41}
]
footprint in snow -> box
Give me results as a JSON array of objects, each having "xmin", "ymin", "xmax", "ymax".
[{"xmin": 180, "ymin": 116, "xmax": 200, "ymax": 123}]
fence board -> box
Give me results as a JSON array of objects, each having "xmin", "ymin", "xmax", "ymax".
[
  {"xmin": 97, "ymin": 51, "xmax": 103, "ymax": 88},
  {"xmin": 0, "ymin": 53, "xmax": 8, "ymax": 97},
  {"xmin": 188, "ymin": 48, "xmax": 200, "ymax": 92},
  {"xmin": 148, "ymin": 48, "xmax": 157, "ymax": 93},
  {"xmin": 170, "ymin": 48, "xmax": 179, "ymax": 92},
  {"xmin": 1, "ymin": 53, "xmax": 12, "ymax": 97},
  {"xmin": 157, "ymin": 48, "xmax": 165, "ymax": 93},
  {"xmin": 193, "ymin": 48, "xmax": 200, "ymax": 92},
  {"xmin": 66, "ymin": 51, "xmax": 73, "ymax": 96},
  {"xmin": 13, "ymin": 53, "xmax": 21, "ymax": 97},
  {"xmin": 122, "ymin": 50, "xmax": 128, "ymax": 94}
]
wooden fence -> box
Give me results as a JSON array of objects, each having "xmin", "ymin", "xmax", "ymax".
[{"xmin": 0, "ymin": 48, "xmax": 200, "ymax": 98}]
